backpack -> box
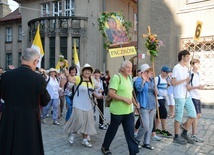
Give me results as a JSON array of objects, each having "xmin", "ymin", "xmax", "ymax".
[
  {"xmin": 46, "ymin": 76, "xmax": 59, "ymax": 84},
  {"xmin": 70, "ymin": 76, "xmax": 93, "ymax": 100}
]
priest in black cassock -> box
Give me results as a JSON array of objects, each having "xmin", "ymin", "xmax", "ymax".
[{"xmin": 0, "ymin": 48, "xmax": 50, "ymax": 155}]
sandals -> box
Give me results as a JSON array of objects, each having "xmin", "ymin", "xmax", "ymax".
[
  {"xmin": 101, "ymin": 147, "xmax": 112, "ymax": 155},
  {"xmin": 168, "ymin": 114, "xmax": 175, "ymax": 119},
  {"xmin": 142, "ymin": 144, "xmax": 154, "ymax": 150}
]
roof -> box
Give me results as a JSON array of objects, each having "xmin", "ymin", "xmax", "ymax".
[{"xmin": 0, "ymin": 9, "xmax": 21, "ymax": 23}]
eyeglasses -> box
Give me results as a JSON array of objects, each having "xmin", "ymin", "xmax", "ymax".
[{"xmin": 34, "ymin": 59, "xmax": 40, "ymax": 64}]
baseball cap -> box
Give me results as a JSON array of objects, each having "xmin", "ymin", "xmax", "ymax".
[
  {"xmin": 140, "ymin": 64, "xmax": 151, "ymax": 73},
  {"xmin": 161, "ymin": 66, "xmax": 171, "ymax": 72}
]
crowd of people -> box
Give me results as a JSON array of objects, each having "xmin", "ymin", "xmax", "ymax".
[{"xmin": 0, "ymin": 48, "xmax": 205, "ymax": 155}]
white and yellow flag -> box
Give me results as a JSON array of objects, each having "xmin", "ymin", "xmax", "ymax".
[
  {"xmin": 73, "ymin": 39, "xmax": 80, "ymax": 76},
  {"xmin": 31, "ymin": 24, "xmax": 44, "ymax": 68}
]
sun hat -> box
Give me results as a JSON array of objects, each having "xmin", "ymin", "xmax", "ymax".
[
  {"xmin": 140, "ymin": 64, "xmax": 151, "ymax": 73},
  {"xmin": 82, "ymin": 63, "xmax": 93, "ymax": 73},
  {"xmin": 161, "ymin": 66, "xmax": 171, "ymax": 72},
  {"xmin": 48, "ymin": 68, "xmax": 58, "ymax": 74}
]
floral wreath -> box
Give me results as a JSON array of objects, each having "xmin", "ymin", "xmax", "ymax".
[{"xmin": 97, "ymin": 11, "xmax": 132, "ymax": 49}]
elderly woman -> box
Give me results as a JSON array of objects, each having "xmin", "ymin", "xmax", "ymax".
[
  {"xmin": 64, "ymin": 64, "xmax": 102, "ymax": 148},
  {"xmin": 41, "ymin": 68, "xmax": 61, "ymax": 125},
  {"xmin": 134, "ymin": 64, "xmax": 157, "ymax": 150}
]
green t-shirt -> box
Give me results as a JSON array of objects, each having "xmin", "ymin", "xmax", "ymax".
[{"xmin": 109, "ymin": 73, "xmax": 133, "ymax": 115}]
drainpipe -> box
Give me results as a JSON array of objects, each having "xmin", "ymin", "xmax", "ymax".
[{"xmin": 102, "ymin": 0, "xmax": 106, "ymax": 72}]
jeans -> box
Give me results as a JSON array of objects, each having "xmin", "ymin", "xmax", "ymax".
[
  {"xmin": 102, "ymin": 113, "xmax": 139, "ymax": 155},
  {"xmin": 65, "ymin": 95, "xmax": 73, "ymax": 122},
  {"xmin": 135, "ymin": 108, "xmax": 155, "ymax": 145},
  {"xmin": 42, "ymin": 98, "xmax": 59, "ymax": 121}
]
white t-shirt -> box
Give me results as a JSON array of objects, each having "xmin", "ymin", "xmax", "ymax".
[
  {"xmin": 46, "ymin": 76, "xmax": 60, "ymax": 99},
  {"xmin": 189, "ymin": 70, "xmax": 200, "ymax": 99},
  {"xmin": 172, "ymin": 64, "xmax": 190, "ymax": 98},
  {"xmin": 155, "ymin": 75, "xmax": 167, "ymax": 99},
  {"xmin": 73, "ymin": 76, "xmax": 94, "ymax": 111}
]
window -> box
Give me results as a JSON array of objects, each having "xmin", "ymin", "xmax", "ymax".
[
  {"xmin": 60, "ymin": 37, "xmax": 67, "ymax": 59},
  {"xmin": 49, "ymin": 37, "xmax": 55, "ymax": 68},
  {"xmin": 6, "ymin": 27, "xmax": 12, "ymax": 42},
  {"xmin": 18, "ymin": 26, "xmax": 22, "ymax": 41},
  {"xmin": 64, "ymin": 0, "xmax": 74, "ymax": 16},
  {"xmin": 6, "ymin": 53, "xmax": 12, "ymax": 69},
  {"xmin": 53, "ymin": 1, "xmax": 62, "ymax": 16},
  {"xmin": 41, "ymin": 3, "xmax": 50, "ymax": 17}
]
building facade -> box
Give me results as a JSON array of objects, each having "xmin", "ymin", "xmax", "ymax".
[
  {"xmin": 0, "ymin": 9, "xmax": 22, "ymax": 69},
  {"xmin": 1, "ymin": 0, "xmax": 136, "ymax": 74},
  {"xmin": 138, "ymin": 0, "xmax": 214, "ymax": 87}
]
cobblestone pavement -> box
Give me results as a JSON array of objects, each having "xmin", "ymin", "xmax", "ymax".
[{"xmin": 42, "ymin": 107, "xmax": 214, "ymax": 155}]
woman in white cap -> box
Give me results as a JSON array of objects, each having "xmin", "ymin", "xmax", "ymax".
[
  {"xmin": 64, "ymin": 64, "xmax": 102, "ymax": 148},
  {"xmin": 41, "ymin": 68, "xmax": 61, "ymax": 125},
  {"xmin": 134, "ymin": 64, "xmax": 157, "ymax": 150}
]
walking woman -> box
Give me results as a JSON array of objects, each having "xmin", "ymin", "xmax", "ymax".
[
  {"xmin": 64, "ymin": 64, "xmax": 102, "ymax": 148},
  {"xmin": 41, "ymin": 68, "xmax": 61, "ymax": 125},
  {"xmin": 64, "ymin": 66, "xmax": 77, "ymax": 123},
  {"xmin": 93, "ymin": 69, "xmax": 105, "ymax": 130},
  {"xmin": 134, "ymin": 64, "xmax": 157, "ymax": 150}
]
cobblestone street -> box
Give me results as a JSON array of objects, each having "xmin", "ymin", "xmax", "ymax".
[{"xmin": 42, "ymin": 107, "xmax": 214, "ymax": 155}]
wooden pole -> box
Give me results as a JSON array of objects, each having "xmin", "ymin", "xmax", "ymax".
[{"xmin": 152, "ymin": 59, "xmax": 160, "ymax": 121}]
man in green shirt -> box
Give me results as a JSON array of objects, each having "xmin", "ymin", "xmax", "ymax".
[{"xmin": 101, "ymin": 60, "xmax": 139, "ymax": 155}]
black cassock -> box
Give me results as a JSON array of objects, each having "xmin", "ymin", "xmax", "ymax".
[{"xmin": 0, "ymin": 65, "xmax": 50, "ymax": 155}]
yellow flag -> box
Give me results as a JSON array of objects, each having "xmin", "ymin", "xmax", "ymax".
[
  {"xmin": 73, "ymin": 39, "xmax": 80, "ymax": 76},
  {"xmin": 31, "ymin": 24, "xmax": 44, "ymax": 68}
]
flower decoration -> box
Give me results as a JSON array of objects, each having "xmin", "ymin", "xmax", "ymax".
[
  {"xmin": 98, "ymin": 11, "xmax": 132, "ymax": 49},
  {"xmin": 57, "ymin": 55, "xmax": 68, "ymax": 70},
  {"xmin": 145, "ymin": 35, "xmax": 163, "ymax": 60}
]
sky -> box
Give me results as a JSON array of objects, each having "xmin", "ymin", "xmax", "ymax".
[{"xmin": 8, "ymin": 0, "xmax": 19, "ymax": 12}]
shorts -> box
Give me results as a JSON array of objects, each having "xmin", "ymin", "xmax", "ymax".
[
  {"xmin": 156, "ymin": 99, "xmax": 167, "ymax": 119},
  {"xmin": 192, "ymin": 98, "xmax": 201, "ymax": 114},
  {"xmin": 165, "ymin": 94, "xmax": 175, "ymax": 106},
  {"xmin": 174, "ymin": 97, "xmax": 197, "ymax": 123}
]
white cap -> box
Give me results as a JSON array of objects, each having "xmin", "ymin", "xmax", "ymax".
[{"xmin": 140, "ymin": 64, "xmax": 151, "ymax": 73}]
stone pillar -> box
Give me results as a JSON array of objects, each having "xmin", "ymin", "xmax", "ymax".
[
  {"xmin": 44, "ymin": 20, "xmax": 49, "ymax": 69},
  {"xmin": 67, "ymin": 19, "xmax": 72, "ymax": 65},
  {"xmin": 55, "ymin": 18, "xmax": 60, "ymax": 66}
]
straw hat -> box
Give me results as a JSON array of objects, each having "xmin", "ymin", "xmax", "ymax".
[{"xmin": 48, "ymin": 68, "xmax": 58, "ymax": 74}]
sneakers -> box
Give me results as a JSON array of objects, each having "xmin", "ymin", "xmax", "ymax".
[
  {"xmin": 68, "ymin": 133, "xmax": 74, "ymax": 144},
  {"xmin": 156, "ymin": 129, "xmax": 162, "ymax": 134},
  {"xmin": 41, "ymin": 119, "xmax": 46, "ymax": 124},
  {"xmin": 99, "ymin": 124, "xmax": 107, "ymax": 130},
  {"xmin": 191, "ymin": 134, "xmax": 204, "ymax": 143},
  {"xmin": 156, "ymin": 129, "xmax": 172, "ymax": 137},
  {"xmin": 181, "ymin": 133, "xmax": 194, "ymax": 144},
  {"xmin": 82, "ymin": 139, "xmax": 92, "ymax": 148},
  {"xmin": 134, "ymin": 131, "xmax": 138, "ymax": 137},
  {"xmin": 173, "ymin": 136, "xmax": 187, "ymax": 145},
  {"xmin": 152, "ymin": 135, "xmax": 162, "ymax": 141},
  {"xmin": 87, "ymin": 135, "xmax": 91, "ymax": 142},
  {"xmin": 53, "ymin": 121, "xmax": 60, "ymax": 125},
  {"xmin": 161, "ymin": 130, "xmax": 173, "ymax": 137}
]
